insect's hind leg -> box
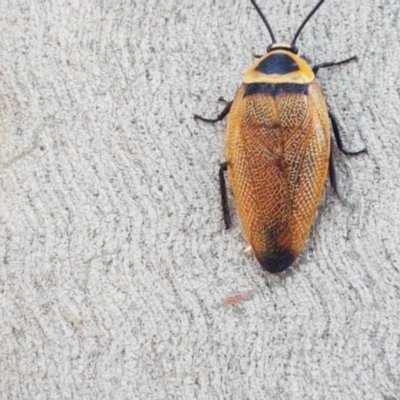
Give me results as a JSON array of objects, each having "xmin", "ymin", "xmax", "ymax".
[
  {"xmin": 329, "ymin": 138, "xmax": 339, "ymax": 198},
  {"xmin": 313, "ymin": 56, "xmax": 357, "ymax": 75},
  {"xmin": 329, "ymin": 111, "xmax": 367, "ymax": 156},
  {"xmin": 219, "ymin": 162, "xmax": 231, "ymax": 229},
  {"xmin": 194, "ymin": 100, "xmax": 232, "ymax": 124}
]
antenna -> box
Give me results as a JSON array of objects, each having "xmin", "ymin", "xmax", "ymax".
[
  {"xmin": 250, "ymin": 0, "xmax": 276, "ymax": 44},
  {"xmin": 292, "ymin": 0, "xmax": 325, "ymax": 46}
]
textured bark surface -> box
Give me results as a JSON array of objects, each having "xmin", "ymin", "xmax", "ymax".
[{"xmin": 0, "ymin": 1, "xmax": 399, "ymax": 399}]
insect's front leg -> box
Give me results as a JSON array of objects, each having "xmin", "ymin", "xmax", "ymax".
[
  {"xmin": 194, "ymin": 100, "xmax": 232, "ymax": 124},
  {"xmin": 313, "ymin": 56, "xmax": 357, "ymax": 75}
]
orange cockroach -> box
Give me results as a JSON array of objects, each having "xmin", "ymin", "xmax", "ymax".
[{"xmin": 195, "ymin": 0, "xmax": 366, "ymax": 273}]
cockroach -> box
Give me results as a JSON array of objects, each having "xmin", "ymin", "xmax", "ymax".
[{"xmin": 195, "ymin": 0, "xmax": 366, "ymax": 273}]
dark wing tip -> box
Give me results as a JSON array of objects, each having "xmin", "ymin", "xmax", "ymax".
[{"xmin": 257, "ymin": 248, "xmax": 296, "ymax": 273}]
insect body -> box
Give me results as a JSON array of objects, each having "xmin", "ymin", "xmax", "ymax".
[{"xmin": 195, "ymin": 0, "xmax": 366, "ymax": 273}]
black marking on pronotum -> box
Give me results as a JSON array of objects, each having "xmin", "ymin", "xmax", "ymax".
[
  {"xmin": 256, "ymin": 54, "xmax": 299, "ymax": 75},
  {"xmin": 244, "ymin": 83, "xmax": 309, "ymax": 97}
]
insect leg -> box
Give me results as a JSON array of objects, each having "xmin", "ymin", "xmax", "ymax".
[
  {"xmin": 219, "ymin": 162, "xmax": 231, "ymax": 229},
  {"xmin": 313, "ymin": 56, "xmax": 357, "ymax": 75},
  {"xmin": 194, "ymin": 101, "xmax": 232, "ymax": 124},
  {"xmin": 218, "ymin": 96, "xmax": 229, "ymax": 103},
  {"xmin": 329, "ymin": 111, "xmax": 367, "ymax": 156},
  {"xmin": 329, "ymin": 138, "xmax": 340, "ymax": 198}
]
